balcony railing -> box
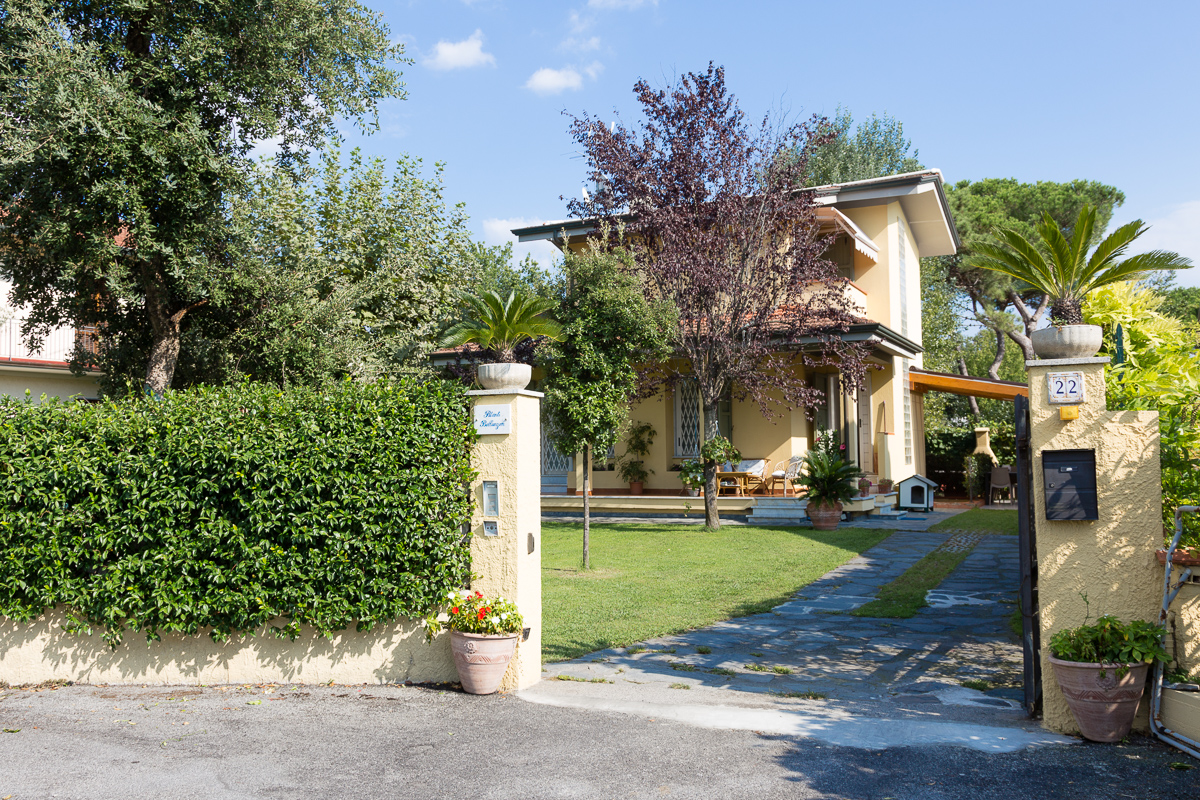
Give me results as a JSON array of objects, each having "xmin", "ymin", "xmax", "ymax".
[{"xmin": 0, "ymin": 317, "xmax": 92, "ymax": 363}]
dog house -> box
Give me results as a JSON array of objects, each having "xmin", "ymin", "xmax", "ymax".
[{"xmin": 898, "ymin": 474, "xmax": 937, "ymax": 512}]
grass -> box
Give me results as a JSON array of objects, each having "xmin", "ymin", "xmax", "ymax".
[
  {"xmin": 542, "ymin": 523, "xmax": 889, "ymax": 662},
  {"xmin": 695, "ymin": 646, "xmax": 712, "ymax": 654},
  {"xmin": 960, "ymin": 679, "xmax": 990, "ymax": 691},
  {"xmin": 851, "ymin": 548, "xmax": 974, "ymax": 618},
  {"xmin": 669, "ymin": 683, "xmax": 691, "ymax": 690},
  {"xmin": 930, "ymin": 508, "xmax": 1019, "ymax": 535},
  {"xmin": 552, "ymin": 675, "xmax": 612, "ymax": 684},
  {"xmin": 708, "ymin": 667, "xmax": 737, "ymax": 677},
  {"xmin": 774, "ymin": 690, "xmax": 827, "ymax": 700},
  {"xmin": 745, "ymin": 663, "xmax": 768, "ymax": 672}
]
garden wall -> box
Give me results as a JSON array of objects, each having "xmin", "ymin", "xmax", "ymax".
[{"xmin": 0, "ymin": 379, "xmax": 495, "ymax": 686}]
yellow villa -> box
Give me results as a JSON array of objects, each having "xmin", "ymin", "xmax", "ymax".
[{"xmin": 511, "ymin": 170, "xmax": 974, "ymax": 514}]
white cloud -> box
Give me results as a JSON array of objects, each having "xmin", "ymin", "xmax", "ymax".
[
  {"xmin": 560, "ymin": 35, "xmax": 602, "ymax": 52},
  {"xmin": 587, "ymin": 0, "xmax": 657, "ymax": 8},
  {"xmin": 1133, "ymin": 200, "xmax": 1200, "ymax": 288},
  {"xmin": 423, "ymin": 29, "xmax": 495, "ymax": 71},
  {"xmin": 482, "ymin": 217, "xmax": 563, "ymax": 266},
  {"xmin": 525, "ymin": 66, "xmax": 584, "ymax": 95},
  {"xmin": 583, "ymin": 60, "xmax": 604, "ymax": 80}
]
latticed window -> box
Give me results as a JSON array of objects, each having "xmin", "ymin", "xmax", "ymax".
[
  {"xmin": 902, "ymin": 358, "xmax": 913, "ymax": 465},
  {"xmin": 674, "ymin": 378, "xmax": 700, "ymax": 457},
  {"xmin": 897, "ymin": 217, "xmax": 909, "ymax": 338},
  {"xmin": 540, "ymin": 414, "xmax": 574, "ymax": 475}
]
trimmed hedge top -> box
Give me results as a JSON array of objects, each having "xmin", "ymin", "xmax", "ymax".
[{"xmin": 0, "ymin": 379, "xmax": 477, "ymax": 644}]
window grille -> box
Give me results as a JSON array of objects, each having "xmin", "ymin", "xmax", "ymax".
[
  {"xmin": 674, "ymin": 378, "xmax": 701, "ymax": 457},
  {"xmin": 902, "ymin": 358, "xmax": 913, "ymax": 465},
  {"xmin": 898, "ymin": 218, "xmax": 909, "ymax": 337}
]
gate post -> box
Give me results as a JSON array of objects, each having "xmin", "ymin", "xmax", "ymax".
[
  {"xmin": 467, "ymin": 388, "xmax": 543, "ymax": 691},
  {"xmin": 1025, "ymin": 356, "xmax": 1162, "ymax": 735}
]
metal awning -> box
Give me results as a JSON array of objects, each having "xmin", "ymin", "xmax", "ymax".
[
  {"xmin": 908, "ymin": 367, "xmax": 1028, "ymax": 401},
  {"xmin": 815, "ymin": 207, "xmax": 879, "ymax": 261}
]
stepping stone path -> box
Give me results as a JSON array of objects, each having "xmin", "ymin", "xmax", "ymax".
[{"xmin": 538, "ymin": 528, "xmax": 1025, "ymax": 717}]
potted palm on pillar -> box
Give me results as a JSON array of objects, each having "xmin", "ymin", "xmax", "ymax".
[
  {"xmin": 969, "ymin": 205, "xmax": 1191, "ymax": 359},
  {"xmin": 437, "ymin": 290, "xmax": 564, "ymax": 391},
  {"xmin": 793, "ymin": 450, "xmax": 860, "ymax": 531}
]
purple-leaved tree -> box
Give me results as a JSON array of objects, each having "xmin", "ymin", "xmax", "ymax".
[{"xmin": 567, "ymin": 64, "xmax": 869, "ymax": 528}]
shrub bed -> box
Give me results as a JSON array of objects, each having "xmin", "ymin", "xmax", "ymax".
[{"xmin": 0, "ymin": 379, "xmax": 476, "ymax": 644}]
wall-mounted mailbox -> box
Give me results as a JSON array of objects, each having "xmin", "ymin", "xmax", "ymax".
[{"xmin": 1042, "ymin": 448, "xmax": 1098, "ymax": 521}]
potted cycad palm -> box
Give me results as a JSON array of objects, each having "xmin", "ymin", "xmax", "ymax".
[
  {"xmin": 437, "ymin": 290, "xmax": 563, "ymax": 391},
  {"xmin": 969, "ymin": 205, "xmax": 1191, "ymax": 359},
  {"xmin": 793, "ymin": 450, "xmax": 860, "ymax": 531}
]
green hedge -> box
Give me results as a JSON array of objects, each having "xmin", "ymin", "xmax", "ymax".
[{"xmin": 0, "ymin": 379, "xmax": 476, "ymax": 644}]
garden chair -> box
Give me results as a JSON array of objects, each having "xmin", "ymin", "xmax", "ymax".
[
  {"xmin": 988, "ymin": 465, "xmax": 1013, "ymax": 505},
  {"xmin": 736, "ymin": 459, "xmax": 770, "ymax": 495},
  {"xmin": 767, "ymin": 456, "xmax": 803, "ymax": 496}
]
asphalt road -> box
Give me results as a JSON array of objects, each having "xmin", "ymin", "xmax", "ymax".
[{"xmin": 1, "ymin": 683, "xmax": 1197, "ymax": 799}]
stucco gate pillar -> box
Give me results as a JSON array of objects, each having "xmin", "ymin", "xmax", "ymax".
[
  {"xmin": 467, "ymin": 388, "xmax": 543, "ymax": 691},
  {"xmin": 1025, "ymin": 356, "xmax": 1161, "ymax": 735}
]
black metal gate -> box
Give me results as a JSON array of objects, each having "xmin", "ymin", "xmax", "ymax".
[{"xmin": 1015, "ymin": 394, "xmax": 1041, "ymax": 716}]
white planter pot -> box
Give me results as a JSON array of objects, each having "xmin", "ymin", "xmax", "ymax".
[
  {"xmin": 477, "ymin": 363, "xmax": 531, "ymax": 391},
  {"xmin": 1030, "ymin": 325, "xmax": 1102, "ymax": 359}
]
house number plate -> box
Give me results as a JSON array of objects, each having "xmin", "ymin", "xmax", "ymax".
[{"xmin": 1047, "ymin": 371, "xmax": 1085, "ymax": 405}]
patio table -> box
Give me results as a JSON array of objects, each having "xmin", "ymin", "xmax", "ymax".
[{"xmin": 715, "ymin": 471, "xmax": 754, "ymax": 496}]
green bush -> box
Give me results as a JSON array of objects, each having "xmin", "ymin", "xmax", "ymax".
[{"xmin": 0, "ymin": 379, "xmax": 476, "ymax": 644}]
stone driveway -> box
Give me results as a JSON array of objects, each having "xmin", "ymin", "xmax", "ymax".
[{"xmin": 524, "ymin": 528, "xmax": 1052, "ymax": 751}]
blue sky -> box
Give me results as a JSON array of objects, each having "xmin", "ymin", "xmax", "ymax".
[{"xmin": 328, "ymin": 0, "xmax": 1200, "ymax": 288}]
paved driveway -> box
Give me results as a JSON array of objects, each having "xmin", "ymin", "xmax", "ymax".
[{"xmin": 529, "ymin": 529, "xmax": 1041, "ymax": 751}]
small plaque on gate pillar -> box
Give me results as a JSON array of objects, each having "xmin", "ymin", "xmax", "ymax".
[
  {"xmin": 1047, "ymin": 372, "xmax": 1085, "ymax": 405},
  {"xmin": 473, "ymin": 404, "xmax": 512, "ymax": 434}
]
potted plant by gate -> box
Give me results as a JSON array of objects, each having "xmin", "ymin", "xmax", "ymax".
[
  {"xmin": 1047, "ymin": 609, "xmax": 1169, "ymax": 742},
  {"xmin": 793, "ymin": 450, "xmax": 861, "ymax": 531},
  {"xmin": 429, "ymin": 590, "xmax": 525, "ymax": 695},
  {"xmin": 618, "ymin": 422, "xmax": 656, "ymax": 495},
  {"xmin": 436, "ymin": 290, "xmax": 564, "ymax": 391},
  {"xmin": 968, "ymin": 205, "xmax": 1190, "ymax": 360}
]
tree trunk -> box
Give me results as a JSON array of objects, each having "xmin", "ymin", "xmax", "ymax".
[
  {"xmin": 987, "ymin": 328, "xmax": 1006, "ymax": 382},
  {"xmin": 582, "ymin": 446, "xmax": 591, "ymax": 569},
  {"xmin": 702, "ymin": 401, "xmax": 721, "ymax": 529},
  {"xmin": 142, "ymin": 263, "xmax": 205, "ymax": 395},
  {"xmin": 958, "ymin": 356, "xmax": 981, "ymax": 420}
]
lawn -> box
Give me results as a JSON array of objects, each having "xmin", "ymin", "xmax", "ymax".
[
  {"xmin": 851, "ymin": 548, "xmax": 972, "ymax": 618},
  {"xmin": 931, "ymin": 507, "xmax": 1019, "ymax": 535},
  {"xmin": 541, "ymin": 523, "xmax": 890, "ymax": 661}
]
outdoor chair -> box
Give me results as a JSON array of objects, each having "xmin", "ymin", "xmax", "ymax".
[
  {"xmin": 988, "ymin": 465, "xmax": 1013, "ymax": 505},
  {"xmin": 767, "ymin": 456, "xmax": 804, "ymax": 496},
  {"xmin": 736, "ymin": 459, "xmax": 769, "ymax": 495}
]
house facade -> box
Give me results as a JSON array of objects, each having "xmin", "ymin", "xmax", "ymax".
[
  {"xmin": 0, "ymin": 280, "xmax": 101, "ymax": 402},
  {"xmin": 512, "ymin": 170, "xmax": 960, "ymax": 497}
]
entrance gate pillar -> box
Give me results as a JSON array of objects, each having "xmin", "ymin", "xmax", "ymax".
[
  {"xmin": 467, "ymin": 388, "xmax": 543, "ymax": 691},
  {"xmin": 1025, "ymin": 356, "xmax": 1161, "ymax": 734}
]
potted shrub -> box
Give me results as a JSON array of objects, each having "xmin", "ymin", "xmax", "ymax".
[
  {"xmin": 1048, "ymin": 612, "xmax": 1169, "ymax": 742},
  {"xmin": 968, "ymin": 205, "xmax": 1189, "ymax": 360},
  {"xmin": 793, "ymin": 450, "xmax": 861, "ymax": 531},
  {"xmin": 429, "ymin": 590, "xmax": 525, "ymax": 695},
  {"xmin": 618, "ymin": 421, "xmax": 656, "ymax": 495},
  {"xmin": 678, "ymin": 459, "xmax": 705, "ymax": 496},
  {"xmin": 858, "ymin": 477, "xmax": 872, "ymax": 497},
  {"xmin": 437, "ymin": 290, "xmax": 563, "ymax": 391},
  {"xmin": 877, "ymin": 478, "xmax": 893, "ymax": 494}
]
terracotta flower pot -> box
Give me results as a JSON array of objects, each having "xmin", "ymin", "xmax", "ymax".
[
  {"xmin": 807, "ymin": 502, "xmax": 842, "ymax": 531},
  {"xmin": 1157, "ymin": 548, "xmax": 1200, "ymax": 567},
  {"xmin": 629, "ymin": 482, "xmax": 644, "ymax": 496},
  {"xmin": 878, "ymin": 480, "xmax": 893, "ymax": 494},
  {"xmin": 1030, "ymin": 324, "xmax": 1103, "ymax": 360},
  {"xmin": 858, "ymin": 479, "xmax": 872, "ymax": 498},
  {"xmin": 450, "ymin": 631, "xmax": 518, "ymax": 695},
  {"xmin": 1048, "ymin": 655, "xmax": 1151, "ymax": 742}
]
